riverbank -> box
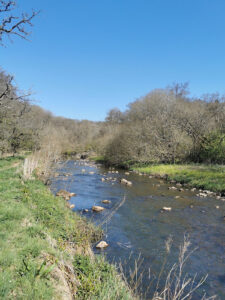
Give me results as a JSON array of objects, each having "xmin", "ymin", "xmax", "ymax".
[
  {"xmin": 132, "ymin": 163, "xmax": 225, "ymax": 195},
  {"xmin": 0, "ymin": 156, "xmax": 134, "ymax": 299}
]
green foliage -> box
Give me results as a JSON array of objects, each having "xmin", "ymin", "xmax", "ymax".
[
  {"xmin": 198, "ymin": 132, "xmax": 225, "ymax": 164},
  {"xmin": 73, "ymin": 254, "xmax": 133, "ymax": 300}
]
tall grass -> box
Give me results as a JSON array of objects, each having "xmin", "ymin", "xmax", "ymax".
[
  {"xmin": 118, "ymin": 236, "xmax": 214, "ymax": 300},
  {"xmin": 23, "ymin": 146, "xmax": 60, "ymax": 181},
  {"xmin": 152, "ymin": 235, "xmax": 215, "ymax": 300}
]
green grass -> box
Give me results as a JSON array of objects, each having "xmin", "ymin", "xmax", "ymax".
[
  {"xmin": 132, "ymin": 164, "xmax": 225, "ymax": 193},
  {"xmin": 0, "ymin": 157, "xmax": 133, "ymax": 299},
  {"xmin": 73, "ymin": 255, "xmax": 134, "ymax": 300},
  {"xmin": 89, "ymin": 156, "xmax": 106, "ymax": 163}
]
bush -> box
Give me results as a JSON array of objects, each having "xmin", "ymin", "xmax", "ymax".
[{"xmin": 198, "ymin": 132, "xmax": 225, "ymax": 164}]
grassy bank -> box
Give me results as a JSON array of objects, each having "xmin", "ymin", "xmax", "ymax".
[
  {"xmin": 132, "ymin": 164, "xmax": 225, "ymax": 194},
  {"xmin": 89, "ymin": 156, "xmax": 106, "ymax": 164},
  {"xmin": 0, "ymin": 157, "xmax": 133, "ymax": 299}
]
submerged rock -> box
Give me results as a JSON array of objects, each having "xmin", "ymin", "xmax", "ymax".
[
  {"xmin": 96, "ymin": 241, "xmax": 109, "ymax": 249},
  {"xmin": 92, "ymin": 206, "xmax": 105, "ymax": 212},
  {"xmin": 120, "ymin": 178, "xmax": 132, "ymax": 186},
  {"xmin": 102, "ymin": 200, "xmax": 111, "ymax": 204}
]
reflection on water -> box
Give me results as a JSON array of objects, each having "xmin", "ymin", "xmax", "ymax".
[{"xmin": 51, "ymin": 160, "xmax": 225, "ymax": 299}]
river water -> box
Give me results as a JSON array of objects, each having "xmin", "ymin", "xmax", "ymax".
[{"xmin": 50, "ymin": 160, "xmax": 225, "ymax": 299}]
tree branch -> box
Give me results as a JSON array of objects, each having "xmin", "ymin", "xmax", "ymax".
[{"xmin": 0, "ymin": 1, "xmax": 39, "ymax": 44}]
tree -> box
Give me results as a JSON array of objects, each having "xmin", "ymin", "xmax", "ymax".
[
  {"xmin": 0, "ymin": 69, "xmax": 32, "ymax": 154},
  {"xmin": 105, "ymin": 108, "xmax": 124, "ymax": 124},
  {"xmin": 168, "ymin": 82, "xmax": 190, "ymax": 99},
  {"xmin": 0, "ymin": 0, "xmax": 39, "ymax": 45}
]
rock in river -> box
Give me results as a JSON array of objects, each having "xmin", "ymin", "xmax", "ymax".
[
  {"xmin": 168, "ymin": 186, "xmax": 177, "ymax": 190},
  {"xmin": 92, "ymin": 206, "xmax": 105, "ymax": 212},
  {"xmin": 162, "ymin": 207, "xmax": 172, "ymax": 212},
  {"xmin": 66, "ymin": 203, "xmax": 75, "ymax": 209},
  {"xmin": 96, "ymin": 241, "xmax": 109, "ymax": 249},
  {"xmin": 120, "ymin": 178, "xmax": 132, "ymax": 186},
  {"xmin": 56, "ymin": 190, "xmax": 76, "ymax": 200},
  {"xmin": 102, "ymin": 200, "xmax": 111, "ymax": 204}
]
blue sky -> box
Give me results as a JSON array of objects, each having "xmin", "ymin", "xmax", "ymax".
[{"xmin": 1, "ymin": 0, "xmax": 225, "ymax": 121}]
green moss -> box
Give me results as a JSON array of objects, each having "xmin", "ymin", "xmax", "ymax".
[{"xmin": 132, "ymin": 164, "xmax": 225, "ymax": 193}]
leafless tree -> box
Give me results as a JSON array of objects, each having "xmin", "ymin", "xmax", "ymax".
[
  {"xmin": 0, "ymin": 0, "xmax": 39, "ymax": 45},
  {"xmin": 168, "ymin": 82, "xmax": 190, "ymax": 99}
]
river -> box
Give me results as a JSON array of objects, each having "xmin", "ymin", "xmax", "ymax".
[{"xmin": 50, "ymin": 160, "xmax": 225, "ymax": 299}]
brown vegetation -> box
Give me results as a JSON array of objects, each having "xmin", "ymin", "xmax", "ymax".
[
  {"xmin": 103, "ymin": 84, "xmax": 225, "ymax": 166},
  {"xmin": 1, "ymin": 70, "xmax": 225, "ymax": 170}
]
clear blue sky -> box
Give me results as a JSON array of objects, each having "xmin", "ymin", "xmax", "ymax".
[{"xmin": 1, "ymin": 0, "xmax": 225, "ymax": 121}]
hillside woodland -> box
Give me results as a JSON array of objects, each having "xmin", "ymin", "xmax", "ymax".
[{"xmin": 1, "ymin": 71, "xmax": 225, "ymax": 167}]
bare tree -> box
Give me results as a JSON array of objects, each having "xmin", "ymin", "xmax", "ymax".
[
  {"xmin": 168, "ymin": 82, "xmax": 190, "ymax": 99},
  {"xmin": 0, "ymin": 0, "xmax": 39, "ymax": 45}
]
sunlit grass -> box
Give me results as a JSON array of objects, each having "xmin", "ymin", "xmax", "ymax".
[
  {"xmin": 133, "ymin": 164, "xmax": 225, "ymax": 193},
  {"xmin": 0, "ymin": 156, "xmax": 133, "ymax": 299}
]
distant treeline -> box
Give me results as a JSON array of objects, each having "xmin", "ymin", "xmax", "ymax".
[
  {"xmin": 0, "ymin": 68, "xmax": 100, "ymax": 156},
  {"xmin": 1, "ymin": 68, "xmax": 225, "ymax": 165}
]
